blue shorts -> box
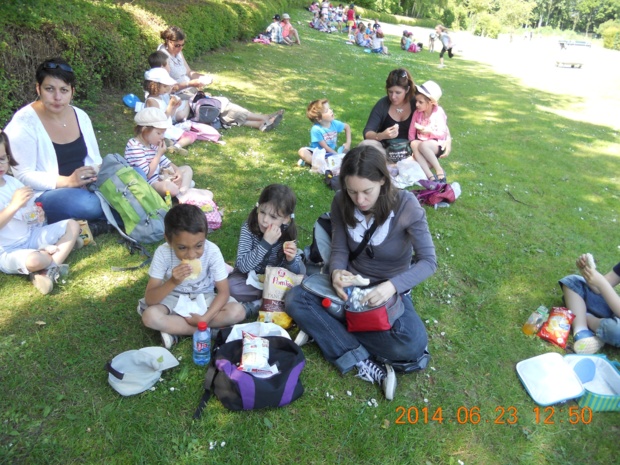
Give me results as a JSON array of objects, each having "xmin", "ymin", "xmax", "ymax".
[{"xmin": 559, "ymin": 274, "xmax": 620, "ymax": 347}]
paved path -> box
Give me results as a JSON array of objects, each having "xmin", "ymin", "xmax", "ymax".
[{"xmin": 379, "ymin": 21, "xmax": 620, "ymax": 131}]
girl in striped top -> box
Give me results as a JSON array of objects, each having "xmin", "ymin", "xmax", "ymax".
[{"xmin": 228, "ymin": 184, "xmax": 305, "ymax": 316}]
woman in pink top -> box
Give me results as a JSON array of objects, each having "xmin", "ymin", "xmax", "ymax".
[{"xmin": 408, "ymin": 81, "xmax": 450, "ymax": 182}]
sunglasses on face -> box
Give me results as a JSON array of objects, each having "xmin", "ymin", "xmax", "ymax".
[
  {"xmin": 172, "ymin": 42, "xmax": 185, "ymax": 49},
  {"xmin": 43, "ymin": 62, "xmax": 74, "ymax": 73}
]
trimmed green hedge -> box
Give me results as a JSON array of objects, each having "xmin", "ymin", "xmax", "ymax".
[{"xmin": 0, "ymin": 0, "xmax": 307, "ymax": 126}]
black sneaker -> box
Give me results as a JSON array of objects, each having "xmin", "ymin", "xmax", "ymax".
[
  {"xmin": 356, "ymin": 359, "xmax": 396, "ymax": 400},
  {"xmin": 89, "ymin": 220, "xmax": 114, "ymax": 237}
]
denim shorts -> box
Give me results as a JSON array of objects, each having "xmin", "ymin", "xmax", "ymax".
[{"xmin": 559, "ymin": 274, "xmax": 620, "ymax": 347}]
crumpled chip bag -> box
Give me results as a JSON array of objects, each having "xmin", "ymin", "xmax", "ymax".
[
  {"xmin": 537, "ymin": 307, "xmax": 575, "ymax": 349},
  {"xmin": 258, "ymin": 266, "xmax": 304, "ymax": 329},
  {"xmin": 239, "ymin": 331, "xmax": 278, "ymax": 378}
]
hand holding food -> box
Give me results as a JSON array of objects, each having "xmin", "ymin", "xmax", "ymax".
[
  {"xmin": 182, "ymin": 258, "xmax": 202, "ymax": 280},
  {"xmin": 283, "ymin": 240, "xmax": 297, "ymax": 261}
]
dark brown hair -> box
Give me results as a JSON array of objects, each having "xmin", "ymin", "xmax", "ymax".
[
  {"xmin": 148, "ymin": 51, "xmax": 169, "ymax": 69},
  {"xmin": 160, "ymin": 26, "xmax": 186, "ymax": 43},
  {"xmin": 385, "ymin": 68, "xmax": 415, "ymax": 101},
  {"xmin": 338, "ymin": 145, "xmax": 397, "ymax": 228},
  {"xmin": 35, "ymin": 57, "xmax": 76, "ymax": 88},
  {"xmin": 165, "ymin": 204, "xmax": 207, "ymax": 239},
  {"xmin": 247, "ymin": 184, "xmax": 297, "ymax": 243},
  {"xmin": 0, "ymin": 130, "xmax": 18, "ymax": 167}
]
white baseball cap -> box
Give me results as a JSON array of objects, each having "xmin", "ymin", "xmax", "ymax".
[{"xmin": 106, "ymin": 347, "xmax": 179, "ymax": 396}]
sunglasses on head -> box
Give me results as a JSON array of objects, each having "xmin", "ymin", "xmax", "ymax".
[{"xmin": 43, "ymin": 62, "xmax": 74, "ymax": 73}]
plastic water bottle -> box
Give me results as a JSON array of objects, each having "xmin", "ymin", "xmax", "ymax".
[
  {"xmin": 193, "ymin": 321, "xmax": 211, "ymax": 366},
  {"xmin": 25, "ymin": 202, "xmax": 45, "ymax": 228},
  {"xmin": 36, "ymin": 203, "xmax": 47, "ymax": 226},
  {"xmin": 522, "ymin": 306, "xmax": 549, "ymax": 336}
]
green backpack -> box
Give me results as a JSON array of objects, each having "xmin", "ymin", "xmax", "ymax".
[{"xmin": 94, "ymin": 153, "xmax": 169, "ymax": 245}]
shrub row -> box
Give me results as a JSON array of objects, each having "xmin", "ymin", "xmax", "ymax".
[{"xmin": 0, "ymin": 0, "xmax": 307, "ymax": 126}]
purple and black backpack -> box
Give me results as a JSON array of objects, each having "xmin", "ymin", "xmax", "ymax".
[{"xmin": 194, "ymin": 329, "xmax": 305, "ymax": 416}]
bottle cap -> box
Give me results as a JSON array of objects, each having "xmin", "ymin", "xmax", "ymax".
[{"xmin": 197, "ymin": 321, "xmax": 208, "ymax": 331}]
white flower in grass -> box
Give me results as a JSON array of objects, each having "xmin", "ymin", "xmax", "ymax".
[
  {"xmin": 170, "ymin": 387, "xmax": 175, "ymax": 392},
  {"xmin": 424, "ymin": 398, "xmax": 429, "ymax": 403},
  {"xmin": 221, "ymin": 441, "xmax": 226, "ymax": 447},
  {"xmin": 347, "ymin": 390, "xmax": 352, "ymax": 396},
  {"xmin": 441, "ymin": 332, "xmax": 446, "ymax": 336}
]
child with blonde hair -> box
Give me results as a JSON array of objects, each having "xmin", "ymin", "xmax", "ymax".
[
  {"xmin": 408, "ymin": 81, "xmax": 450, "ymax": 182},
  {"xmin": 125, "ymin": 107, "xmax": 212, "ymax": 202},
  {"xmin": 143, "ymin": 67, "xmax": 196, "ymax": 155},
  {"xmin": 298, "ymin": 99, "xmax": 351, "ymax": 165},
  {"xmin": 0, "ymin": 130, "xmax": 80, "ymax": 295}
]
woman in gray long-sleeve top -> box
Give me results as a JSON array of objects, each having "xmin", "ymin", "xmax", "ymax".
[{"xmin": 285, "ymin": 145, "xmax": 436, "ymax": 400}]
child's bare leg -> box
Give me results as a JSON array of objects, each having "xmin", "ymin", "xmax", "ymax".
[
  {"xmin": 298, "ymin": 148, "xmax": 313, "ymax": 164},
  {"xmin": 411, "ymin": 141, "xmax": 433, "ymax": 179},
  {"xmin": 562, "ymin": 285, "xmax": 589, "ymax": 334},
  {"xmin": 292, "ymin": 29, "xmax": 301, "ymax": 44},
  {"xmin": 142, "ymin": 305, "xmax": 197, "ymax": 336},
  {"xmin": 419, "ymin": 141, "xmax": 445, "ymax": 178},
  {"xmin": 176, "ymin": 135, "xmax": 194, "ymax": 149},
  {"xmin": 25, "ymin": 220, "xmax": 79, "ymax": 272},
  {"xmin": 208, "ymin": 302, "xmax": 246, "ymax": 327},
  {"xmin": 175, "ymin": 165, "xmax": 193, "ymax": 194}
]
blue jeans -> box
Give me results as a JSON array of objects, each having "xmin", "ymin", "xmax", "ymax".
[
  {"xmin": 285, "ymin": 285, "xmax": 428, "ymax": 374},
  {"xmin": 559, "ymin": 275, "xmax": 620, "ymax": 346},
  {"xmin": 38, "ymin": 188, "xmax": 105, "ymax": 224}
]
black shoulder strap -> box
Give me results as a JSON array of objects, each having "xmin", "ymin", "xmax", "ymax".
[
  {"xmin": 349, "ymin": 221, "xmax": 379, "ymax": 262},
  {"xmin": 193, "ymin": 364, "xmax": 217, "ymax": 419}
]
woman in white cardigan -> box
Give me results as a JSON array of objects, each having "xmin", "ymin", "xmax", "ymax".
[{"xmin": 5, "ymin": 58, "xmax": 106, "ymax": 224}]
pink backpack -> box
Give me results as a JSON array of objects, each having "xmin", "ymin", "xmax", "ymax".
[
  {"xmin": 412, "ymin": 179, "xmax": 455, "ymax": 206},
  {"xmin": 180, "ymin": 190, "xmax": 223, "ymax": 231}
]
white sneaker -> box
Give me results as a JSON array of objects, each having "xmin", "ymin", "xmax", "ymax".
[
  {"xmin": 574, "ymin": 335, "xmax": 604, "ymax": 354},
  {"xmin": 161, "ymin": 332, "xmax": 178, "ymax": 350},
  {"xmin": 294, "ymin": 330, "xmax": 311, "ymax": 347}
]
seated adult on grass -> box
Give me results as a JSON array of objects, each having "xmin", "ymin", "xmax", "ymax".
[
  {"xmin": 156, "ymin": 28, "xmax": 284, "ymax": 132},
  {"xmin": 360, "ymin": 69, "xmax": 451, "ymax": 165},
  {"xmin": 4, "ymin": 58, "xmax": 108, "ymax": 228},
  {"xmin": 137, "ymin": 204, "xmax": 245, "ymax": 350},
  {"xmin": 285, "ymin": 146, "xmax": 436, "ymax": 400}
]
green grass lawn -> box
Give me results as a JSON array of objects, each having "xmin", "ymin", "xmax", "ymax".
[{"xmin": 1, "ymin": 10, "xmax": 619, "ymax": 465}]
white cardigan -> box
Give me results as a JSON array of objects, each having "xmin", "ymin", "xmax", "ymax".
[{"xmin": 4, "ymin": 104, "xmax": 102, "ymax": 194}]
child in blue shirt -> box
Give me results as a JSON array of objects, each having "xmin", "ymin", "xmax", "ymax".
[{"xmin": 297, "ymin": 99, "xmax": 351, "ymax": 165}]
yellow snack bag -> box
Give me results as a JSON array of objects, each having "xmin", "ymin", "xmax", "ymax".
[{"xmin": 258, "ymin": 266, "xmax": 303, "ymax": 329}]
